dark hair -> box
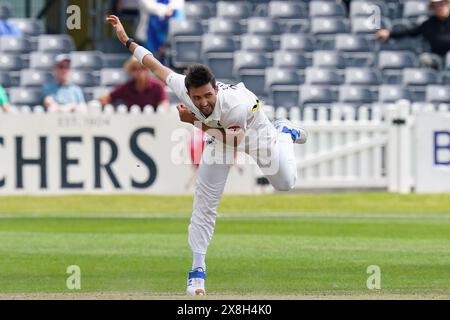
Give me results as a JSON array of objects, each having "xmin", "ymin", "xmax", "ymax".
[{"xmin": 184, "ymin": 64, "xmax": 216, "ymax": 91}]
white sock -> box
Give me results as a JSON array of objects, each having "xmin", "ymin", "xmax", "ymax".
[{"xmin": 192, "ymin": 252, "xmax": 206, "ymax": 271}]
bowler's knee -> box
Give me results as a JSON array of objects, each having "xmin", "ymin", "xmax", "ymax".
[{"xmin": 273, "ymin": 174, "xmax": 297, "ymax": 191}]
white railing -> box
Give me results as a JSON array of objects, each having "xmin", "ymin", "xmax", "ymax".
[
  {"xmin": 1, "ymin": 100, "xmax": 450, "ymax": 194},
  {"xmin": 265, "ymin": 101, "xmax": 450, "ymax": 193}
]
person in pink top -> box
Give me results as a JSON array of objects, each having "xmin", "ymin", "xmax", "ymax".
[{"xmin": 99, "ymin": 56, "xmax": 170, "ymax": 111}]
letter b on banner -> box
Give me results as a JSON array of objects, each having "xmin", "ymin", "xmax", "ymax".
[{"xmin": 434, "ymin": 131, "xmax": 450, "ymax": 166}]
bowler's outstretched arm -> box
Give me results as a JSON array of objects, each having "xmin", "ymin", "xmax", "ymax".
[{"xmin": 106, "ymin": 15, "xmax": 172, "ymax": 83}]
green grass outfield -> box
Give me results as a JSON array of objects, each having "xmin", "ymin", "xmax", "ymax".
[{"xmin": 0, "ymin": 193, "xmax": 449, "ymax": 299}]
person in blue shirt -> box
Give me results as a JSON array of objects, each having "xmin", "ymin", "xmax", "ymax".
[
  {"xmin": 135, "ymin": 0, "xmax": 185, "ymax": 64},
  {"xmin": 0, "ymin": 2, "xmax": 22, "ymax": 37},
  {"xmin": 42, "ymin": 54, "xmax": 86, "ymax": 111}
]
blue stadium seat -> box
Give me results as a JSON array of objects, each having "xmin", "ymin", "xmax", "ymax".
[
  {"xmin": 233, "ymin": 51, "xmax": 269, "ymax": 97},
  {"xmin": 280, "ymin": 34, "xmax": 315, "ymax": 52},
  {"xmin": 299, "ymin": 85, "xmax": 335, "ymax": 105},
  {"xmin": 265, "ymin": 67, "xmax": 302, "ymax": 107},
  {"xmin": 273, "ymin": 51, "xmax": 309, "ymax": 69},
  {"xmin": 169, "ymin": 20, "xmax": 204, "ymax": 67},
  {"xmin": 403, "ymin": 1, "xmax": 429, "ymax": 19},
  {"xmin": 185, "ymin": 2, "xmax": 215, "ymax": 19},
  {"xmin": 202, "ymin": 34, "xmax": 236, "ymax": 53},
  {"xmin": 309, "ymin": 1, "xmax": 346, "ymax": 17},
  {"xmin": 208, "ymin": 17, "xmax": 243, "ymax": 35},
  {"xmin": 345, "ymin": 67, "xmax": 382, "ymax": 85},
  {"xmin": 339, "ymin": 85, "xmax": 374, "ymax": 104},
  {"xmin": 268, "ymin": 1, "xmax": 308, "ymax": 19},
  {"xmin": 169, "ymin": 19, "xmax": 204, "ymax": 37},
  {"xmin": 20, "ymin": 69, "xmax": 53, "ymax": 87},
  {"xmin": 9, "ymin": 18, "xmax": 44, "ymax": 36},
  {"xmin": 240, "ymin": 34, "xmax": 275, "ymax": 52},
  {"xmin": 378, "ymin": 85, "xmax": 411, "ymax": 102},
  {"xmin": 350, "ymin": 1, "xmax": 385, "ymax": 16},
  {"xmin": 378, "ymin": 50, "xmax": 418, "ymax": 84},
  {"xmin": 102, "ymin": 53, "xmax": 130, "ymax": 68},
  {"xmin": 334, "ymin": 34, "xmax": 375, "ymax": 66},
  {"xmin": 37, "ymin": 35, "xmax": 75, "ymax": 53},
  {"xmin": 100, "ymin": 68, "xmax": 128, "ymax": 87},
  {"xmin": 378, "ymin": 51, "xmax": 417, "ymax": 69},
  {"xmin": 311, "ymin": 17, "xmax": 350, "ymax": 35},
  {"xmin": 202, "ymin": 34, "xmax": 237, "ymax": 80},
  {"xmin": 247, "ymin": 17, "xmax": 282, "ymax": 35},
  {"xmin": 402, "ymin": 68, "xmax": 441, "ymax": 101},
  {"xmin": 305, "ymin": 67, "xmax": 343, "ymax": 85},
  {"xmin": 425, "ymin": 85, "xmax": 450, "ymax": 103},
  {"xmin": 402, "ymin": 68, "xmax": 440, "ymax": 86},
  {"xmin": 70, "ymin": 51, "xmax": 104, "ymax": 70},
  {"xmin": 29, "ymin": 52, "xmax": 57, "ymax": 70},
  {"xmin": 266, "ymin": 67, "xmax": 302, "ymax": 88},
  {"xmin": 351, "ymin": 16, "xmax": 391, "ymax": 34},
  {"xmin": 234, "ymin": 51, "xmax": 269, "ymax": 71},
  {"xmin": 0, "ymin": 72, "xmax": 14, "ymax": 87},
  {"xmin": 268, "ymin": 1, "xmax": 309, "ymax": 32},
  {"xmin": 0, "ymin": 36, "xmax": 32, "ymax": 53},
  {"xmin": 0, "ymin": 53, "xmax": 22, "ymax": 71},
  {"xmin": 334, "ymin": 34, "xmax": 372, "ymax": 52},
  {"xmin": 312, "ymin": 51, "xmax": 346, "ymax": 69},
  {"xmin": 217, "ymin": 1, "xmax": 251, "ymax": 19},
  {"xmin": 8, "ymin": 87, "xmax": 42, "ymax": 106},
  {"xmin": 70, "ymin": 70, "xmax": 99, "ymax": 87}
]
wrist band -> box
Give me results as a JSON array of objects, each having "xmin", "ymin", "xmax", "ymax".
[
  {"xmin": 125, "ymin": 38, "xmax": 135, "ymax": 49},
  {"xmin": 133, "ymin": 45, "xmax": 153, "ymax": 64}
]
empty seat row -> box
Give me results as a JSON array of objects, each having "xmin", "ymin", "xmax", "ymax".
[
  {"xmin": 0, "ymin": 34, "xmax": 74, "ymax": 53},
  {"xmin": 204, "ymin": 48, "xmax": 450, "ymax": 89},
  {"xmin": 186, "ymin": 1, "xmax": 345, "ymax": 20},
  {"xmin": 185, "ymin": 1, "xmax": 427, "ymax": 20},
  {"xmin": 203, "ymin": 49, "xmax": 422, "ymax": 81},
  {"xmin": 0, "ymin": 68, "xmax": 128, "ymax": 88},
  {"xmin": 170, "ymin": 17, "xmax": 392, "ymax": 36},
  {"xmin": 266, "ymin": 67, "xmax": 446, "ymax": 87},
  {"xmin": 5, "ymin": 84, "xmax": 449, "ymax": 108},
  {"xmin": 0, "ymin": 51, "xmax": 130, "ymax": 72},
  {"xmin": 268, "ymin": 84, "xmax": 450, "ymax": 108},
  {"xmin": 170, "ymin": 29, "xmax": 430, "ymax": 68}
]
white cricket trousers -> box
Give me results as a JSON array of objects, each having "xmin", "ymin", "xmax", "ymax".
[{"xmin": 188, "ymin": 131, "xmax": 297, "ymax": 255}]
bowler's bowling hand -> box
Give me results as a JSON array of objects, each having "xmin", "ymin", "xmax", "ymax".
[
  {"xmin": 177, "ymin": 104, "xmax": 199, "ymax": 125},
  {"xmin": 106, "ymin": 15, "xmax": 129, "ymax": 45}
]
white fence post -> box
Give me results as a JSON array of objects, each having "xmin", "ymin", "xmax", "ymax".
[{"xmin": 387, "ymin": 100, "xmax": 413, "ymax": 193}]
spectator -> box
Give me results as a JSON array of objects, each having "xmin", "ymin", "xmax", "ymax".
[
  {"xmin": 136, "ymin": 0, "xmax": 185, "ymax": 64},
  {"xmin": 99, "ymin": 56, "xmax": 169, "ymax": 111},
  {"xmin": 0, "ymin": 2, "xmax": 22, "ymax": 37},
  {"xmin": 376, "ymin": 0, "xmax": 450, "ymax": 69},
  {"xmin": 0, "ymin": 84, "xmax": 9, "ymax": 112},
  {"xmin": 42, "ymin": 54, "xmax": 86, "ymax": 112}
]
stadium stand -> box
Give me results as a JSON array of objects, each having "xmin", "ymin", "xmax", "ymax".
[
  {"xmin": 202, "ymin": 33, "xmax": 237, "ymax": 80},
  {"xmin": 1, "ymin": 0, "xmax": 450, "ymax": 113}
]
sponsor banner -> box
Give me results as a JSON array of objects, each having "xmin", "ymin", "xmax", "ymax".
[
  {"xmin": 415, "ymin": 113, "xmax": 450, "ymax": 193},
  {"xmin": 0, "ymin": 113, "xmax": 258, "ymax": 195}
]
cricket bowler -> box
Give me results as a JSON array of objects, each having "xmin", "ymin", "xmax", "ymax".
[{"xmin": 107, "ymin": 15, "xmax": 308, "ymax": 296}]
